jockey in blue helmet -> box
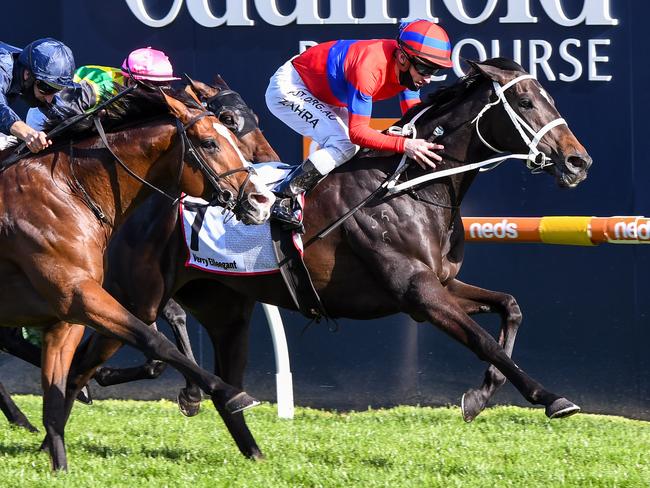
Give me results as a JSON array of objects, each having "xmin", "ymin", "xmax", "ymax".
[{"xmin": 0, "ymin": 38, "xmax": 76, "ymax": 153}]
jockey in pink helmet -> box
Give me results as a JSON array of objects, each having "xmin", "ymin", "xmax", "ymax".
[
  {"xmin": 28, "ymin": 47, "xmax": 181, "ymax": 127},
  {"xmin": 121, "ymin": 47, "xmax": 181, "ymax": 83},
  {"xmin": 265, "ymin": 19, "xmax": 453, "ymax": 229}
]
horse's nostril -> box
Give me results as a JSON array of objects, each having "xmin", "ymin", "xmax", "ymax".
[
  {"xmin": 566, "ymin": 155, "xmax": 592, "ymax": 172},
  {"xmin": 250, "ymin": 193, "xmax": 270, "ymax": 206}
]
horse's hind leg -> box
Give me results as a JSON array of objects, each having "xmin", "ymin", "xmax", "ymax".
[
  {"xmin": 181, "ymin": 287, "xmax": 263, "ymax": 460},
  {"xmin": 93, "ymin": 321, "xmax": 167, "ymax": 387},
  {"xmin": 403, "ymin": 272, "xmax": 578, "ymax": 419},
  {"xmin": 446, "ymin": 279, "xmax": 522, "ymax": 422},
  {"xmin": 0, "ymin": 381, "xmax": 38, "ymax": 432},
  {"xmin": 40, "ymin": 322, "xmax": 85, "ymax": 471},
  {"xmin": 163, "ymin": 299, "xmax": 202, "ymax": 417},
  {"xmin": 0, "ymin": 328, "xmax": 41, "ymax": 432},
  {"xmin": 93, "ymin": 298, "xmax": 201, "ymax": 416}
]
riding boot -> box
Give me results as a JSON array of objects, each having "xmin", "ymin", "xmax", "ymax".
[{"xmin": 271, "ymin": 159, "xmax": 324, "ymax": 231}]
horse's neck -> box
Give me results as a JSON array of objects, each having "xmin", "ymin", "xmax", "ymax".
[
  {"xmin": 410, "ymin": 88, "xmax": 496, "ymax": 208},
  {"xmin": 71, "ymin": 121, "xmax": 178, "ymax": 227}
]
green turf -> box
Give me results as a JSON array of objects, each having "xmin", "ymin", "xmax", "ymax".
[{"xmin": 0, "ymin": 396, "xmax": 647, "ymax": 487}]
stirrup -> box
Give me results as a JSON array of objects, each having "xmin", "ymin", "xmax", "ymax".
[{"xmin": 271, "ymin": 199, "xmax": 304, "ymax": 233}]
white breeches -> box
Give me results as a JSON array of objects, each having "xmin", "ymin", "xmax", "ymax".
[{"xmin": 265, "ymin": 60, "xmax": 359, "ymax": 175}]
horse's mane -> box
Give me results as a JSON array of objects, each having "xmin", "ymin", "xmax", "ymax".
[
  {"xmin": 399, "ymin": 57, "xmax": 526, "ymax": 125},
  {"xmin": 43, "ymin": 86, "xmax": 198, "ymax": 142}
]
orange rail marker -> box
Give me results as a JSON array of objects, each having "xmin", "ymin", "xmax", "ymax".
[{"xmin": 462, "ymin": 217, "xmax": 650, "ymax": 245}]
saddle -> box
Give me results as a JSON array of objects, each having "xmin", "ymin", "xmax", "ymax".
[{"xmin": 180, "ymin": 161, "xmax": 328, "ymax": 320}]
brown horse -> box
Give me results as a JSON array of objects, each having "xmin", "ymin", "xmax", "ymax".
[
  {"xmin": 0, "ymin": 76, "xmax": 280, "ymax": 433},
  {"xmin": 0, "ymin": 86, "xmax": 274, "ymax": 470},
  {"xmin": 67, "ymin": 59, "xmax": 592, "ymax": 460}
]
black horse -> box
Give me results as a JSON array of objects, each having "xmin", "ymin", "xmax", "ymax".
[{"xmin": 51, "ymin": 59, "xmax": 593, "ymax": 460}]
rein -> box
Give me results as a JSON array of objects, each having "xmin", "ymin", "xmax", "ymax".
[
  {"xmin": 311, "ymin": 73, "xmax": 566, "ymax": 241},
  {"xmin": 83, "ymin": 109, "xmax": 252, "ymax": 223}
]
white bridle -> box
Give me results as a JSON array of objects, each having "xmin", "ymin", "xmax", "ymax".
[
  {"xmin": 473, "ymin": 74, "xmax": 567, "ymax": 173},
  {"xmin": 385, "ymin": 74, "xmax": 567, "ymax": 195}
]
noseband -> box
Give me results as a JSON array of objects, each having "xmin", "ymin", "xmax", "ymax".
[{"xmin": 93, "ymin": 111, "xmax": 251, "ymax": 211}]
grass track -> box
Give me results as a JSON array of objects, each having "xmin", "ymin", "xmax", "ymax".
[{"xmin": 0, "ymin": 396, "xmax": 648, "ymax": 487}]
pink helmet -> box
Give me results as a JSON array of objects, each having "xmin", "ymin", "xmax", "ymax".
[{"xmin": 121, "ymin": 47, "xmax": 180, "ymax": 81}]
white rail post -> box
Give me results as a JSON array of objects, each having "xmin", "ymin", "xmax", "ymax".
[{"xmin": 262, "ymin": 303, "xmax": 294, "ymax": 419}]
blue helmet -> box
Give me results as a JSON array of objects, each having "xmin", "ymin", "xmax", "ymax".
[{"xmin": 18, "ymin": 38, "xmax": 76, "ymax": 89}]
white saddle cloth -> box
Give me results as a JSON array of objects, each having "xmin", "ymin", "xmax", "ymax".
[{"xmin": 180, "ymin": 161, "xmax": 303, "ymax": 275}]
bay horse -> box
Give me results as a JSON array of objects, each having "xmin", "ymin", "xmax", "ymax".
[
  {"xmin": 62, "ymin": 59, "xmax": 592, "ymax": 461},
  {"xmin": 0, "ymin": 75, "xmax": 280, "ymax": 433},
  {"xmin": 0, "ymin": 86, "xmax": 275, "ymax": 470}
]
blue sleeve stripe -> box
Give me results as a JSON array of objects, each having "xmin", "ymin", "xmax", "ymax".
[
  {"xmin": 348, "ymin": 90, "xmax": 372, "ymax": 117},
  {"xmin": 399, "ymin": 32, "xmax": 450, "ymax": 51},
  {"xmin": 327, "ymin": 40, "xmax": 356, "ymax": 105},
  {"xmin": 400, "ymin": 90, "xmax": 420, "ymax": 100}
]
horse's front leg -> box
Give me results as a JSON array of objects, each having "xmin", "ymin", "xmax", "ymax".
[
  {"xmin": 54, "ymin": 279, "xmax": 257, "ymax": 414},
  {"xmin": 40, "ymin": 321, "xmax": 85, "ymax": 471},
  {"xmin": 403, "ymin": 271, "xmax": 579, "ymax": 419},
  {"xmin": 446, "ymin": 279, "xmax": 522, "ymax": 422}
]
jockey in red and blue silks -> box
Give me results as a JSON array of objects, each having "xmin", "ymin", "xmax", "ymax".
[{"xmin": 265, "ymin": 19, "xmax": 453, "ymax": 229}]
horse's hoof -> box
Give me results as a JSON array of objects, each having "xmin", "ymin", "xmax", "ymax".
[
  {"xmin": 249, "ymin": 451, "xmax": 266, "ymax": 462},
  {"xmin": 14, "ymin": 419, "xmax": 39, "ymax": 433},
  {"xmin": 546, "ymin": 397, "xmax": 581, "ymax": 419},
  {"xmin": 93, "ymin": 367, "xmax": 113, "ymax": 387},
  {"xmin": 225, "ymin": 392, "xmax": 260, "ymax": 414},
  {"xmin": 76, "ymin": 385, "xmax": 93, "ymax": 405},
  {"xmin": 461, "ymin": 389, "xmax": 485, "ymax": 422},
  {"xmin": 177, "ymin": 389, "xmax": 201, "ymax": 417}
]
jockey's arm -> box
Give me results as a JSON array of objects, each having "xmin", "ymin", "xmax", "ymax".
[{"xmin": 0, "ymin": 52, "xmax": 21, "ymax": 136}]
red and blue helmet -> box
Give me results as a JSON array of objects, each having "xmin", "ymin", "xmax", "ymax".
[{"xmin": 398, "ymin": 20, "xmax": 453, "ymax": 68}]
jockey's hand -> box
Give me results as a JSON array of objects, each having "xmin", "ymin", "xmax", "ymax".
[
  {"xmin": 404, "ymin": 138, "xmax": 444, "ymax": 169},
  {"xmin": 25, "ymin": 130, "xmax": 52, "ymax": 153}
]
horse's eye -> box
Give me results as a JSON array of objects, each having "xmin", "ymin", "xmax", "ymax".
[
  {"xmin": 201, "ymin": 139, "xmax": 219, "ymax": 151},
  {"xmin": 219, "ymin": 112, "xmax": 236, "ymax": 129},
  {"xmin": 518, "ymin": 98, "xmax": 533, "ymax": 109}
]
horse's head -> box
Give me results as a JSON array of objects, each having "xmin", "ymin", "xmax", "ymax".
[
  {"xmin": 162, "ymin": 90, "xmax": 275, "ymax": 224},
  {"xmin": 185, "ymin": 75, "xmax": 280, "ymax": 163},
  {"xmin": 469, "ymin": 59, "xmax": 592, "ymax": 188}
]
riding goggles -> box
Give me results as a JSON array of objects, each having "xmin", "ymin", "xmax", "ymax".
[
  {"xmin": 409, "ymin": 56, "xmax": 443, "ymax": 77},
  {"xmin": 34, "ymin": 79, "xmax": 63, "ymax": 95}
]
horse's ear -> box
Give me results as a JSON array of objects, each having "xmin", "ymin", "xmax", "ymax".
[
  {"xmin": 161, "ymin": 90, "xmax": 190, "ymax": 122},
  {"xmin": 186, "ymin": 79, "xmax": 215, "ymax": 101},
  {"xmin": 467, "ymin": 60, "xmax": 510, "ymax": 85},
  {"xmin": 212, "ymin": 74, "xmax": 230, "ymax": 90}
]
